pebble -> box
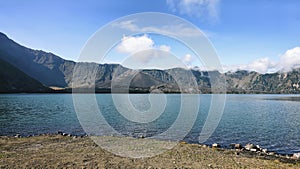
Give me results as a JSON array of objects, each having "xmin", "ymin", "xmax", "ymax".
[
  {"xmin": 212, "ymin": 143, "xmax": 220, "ymax": 148},
  {"xmin": 202, "ymin": 145, "xmax": 208, "ymax": 148}
]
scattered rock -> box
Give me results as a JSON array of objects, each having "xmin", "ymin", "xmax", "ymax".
[
  {"xmin": 212, "ymin": 143, "xmax": 220, "ymax": 148},
  {"xmin": 202, "ymin": 145, "xmax": 208, "ymax": 148},
  {"xmin": 245, "ymin": 143, "xmax": 255, "ymax": 150},
  {"xmin": 230, "ymin": 143, "xmax": 235, "ymax": 149},
  {"xmin": 138, "ymin": 135, "xmax": 145, "ymax": 139},
  {"xmin": 268, "ymin": 152, "xmax": 275, "ymax": 156},
  {"xmin": 14, "ymin": 134, "xmax": 21, "ymax": 138},
  {"xmin": 234, "ymin": 144, "xmax": 243, "ymax": 149},
  {"xmin": 57, "ymin": 131, "xmax": 63, "ymax": 135},
  {"xmin": 250, "ymin": 148, "xmax": 257, "ymax": 152},
  {"xmin": 262, "ymin": 149, "xmax": 268, "ymax": 153},
  {"xmin": 292, "ymin": 153, "xmax": 300, "ymax": 159},
  {"xmin": 62, "ymin": 133, "xmax": 68, "ymax": 136}
]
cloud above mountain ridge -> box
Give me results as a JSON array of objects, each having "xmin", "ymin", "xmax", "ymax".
[{"xmin": 221, "ymin": 46, "xmax": 300, "ymax": 74}]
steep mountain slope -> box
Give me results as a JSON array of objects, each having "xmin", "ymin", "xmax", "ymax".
[
  {"xmin": 0, "ymin": 58, "xmax": 51, "ymax": 93},
  {"xmin": 0, "ymin": 32, "xmax": 74, "ymax": 87},
  {"xmin": 0, "ymin": 32, "xmax": 300, "ymax": 94}
]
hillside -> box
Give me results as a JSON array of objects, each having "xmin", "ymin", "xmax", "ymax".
[
  {"xmin": 0, "ymin": 32, "xmax": 300, "ymax": 94},
  {"xmin": 0, "ymin": 58, "xmax": 51, "ymax": 93}
]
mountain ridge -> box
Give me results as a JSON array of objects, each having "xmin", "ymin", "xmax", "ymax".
[{"xmin": 0, "ymin": 32, "xmax": 300, "ymax": 94}]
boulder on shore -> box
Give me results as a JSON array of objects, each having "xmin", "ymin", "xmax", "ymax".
[
  {"xmin": 292, "ymin": 153, "xmax": 300, "ymax": 159},
  {"xmin": 245, "ymin": 143, "xmax": 256, "ymax": 151},
  {"xmin": 212, "ymin": 143, "xmax": 220, "ymax": 148},
  {"xmin": 262, "ymin": 149, "xmax": 268, "ymax": 153},
  {"xmin": 14, "ymin": 134, "xmax": 21, "ymax": 138},
  {"xmin": 235, "ymin": 144, "xmax": 243, "ymax": 149}
]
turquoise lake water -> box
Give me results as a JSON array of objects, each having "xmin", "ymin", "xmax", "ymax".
[{"xmin": 0, "ymin": 94, "xmax": 299, "ymax": 154}]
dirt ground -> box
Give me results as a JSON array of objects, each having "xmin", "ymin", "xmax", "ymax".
[{"xmin": 0, "ymin": 135, "xmax": 299, "ymax": 168}]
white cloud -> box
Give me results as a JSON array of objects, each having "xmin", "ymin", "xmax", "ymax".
[
  {"xmin": 115, "ymin": 35, "xmax": 300, "ymax": 74},
  {"xmin": 117, "ymin": 34, "xmax": 154, "ymax": 54},
  {"xmin": 278, "ymin": 46, "xmax": 300, "ymax": 71},
  {"xmin": 220, "ymin": 58, "xmax": 276, "ymax": 74},
  {"xmin": 181, "ymin": 54, "xmax": 193, "ymax": 66},
  {"xmin": 159, "ymin": 45, "xmax": 171, "ymax": 52},
  {"xmin": 116, "ymin": 35, "xmax": 172, "ymax": 64},
  {"xmin": 113, "ymin": 20, "xmax": 203, "ymax": 38},
  {"xmin": 166, "ymin": 0, "xmax": 221, "ymax": 22},
  {"xmin": 220, "ymin": 47, "xmax": 300, "ymax": 74},
  {"xmin": 245, "ymin": 58, "xmax": 277, "ymax": 74},
  {"xmin": 116, "ymin": 20, "xmax": 138, "ymax": 31}
]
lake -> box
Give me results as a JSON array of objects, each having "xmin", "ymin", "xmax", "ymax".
[{"xmin": 0, "ymin": 94, "xmax": 299, "ymax": 155}]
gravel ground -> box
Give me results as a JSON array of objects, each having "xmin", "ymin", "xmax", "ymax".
[{"xmin": 0, "ymin": 135, "xmax": 299, "ymax": 168}]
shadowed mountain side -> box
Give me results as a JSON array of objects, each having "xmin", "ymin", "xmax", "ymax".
[
  {"xmin": 0, "ymin": 32, "xmax": 75, "ymax": 87},
  {"xmin": 0, "ymin": 58, "xmax": 51, "ymax": 93}
]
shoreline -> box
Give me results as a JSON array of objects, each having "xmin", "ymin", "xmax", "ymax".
[
  {"xmin": 1, "ymin": 134, "xmax": 299, "ymax": 168},
  {"xmin": 1, "ymin": 133, "xmax": 299, "ymax": 168},
  {"xmin": 5, "ymin": 132, "xmax": 300, "ymax": 158}
]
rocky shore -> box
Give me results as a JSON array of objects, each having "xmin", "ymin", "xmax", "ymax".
[
  {"xmin": 1, "ymin": 133, "xmax": 299, "ymax": 168},
  {"xmin": 211, "ymin": 142, "xmax": 300, "ymax": 163},
  {"xmin": 15, "ymin": 131, "xmax": 300, "ymax": 162}
]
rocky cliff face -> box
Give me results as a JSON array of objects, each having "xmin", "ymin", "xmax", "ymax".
[
  {"xmin": 225, "ymin": 70, "xmax": 300, "ymax": 93},
  {"xmin": 1, "ymin": 32, "xmax": 300, "ymax": 94}
]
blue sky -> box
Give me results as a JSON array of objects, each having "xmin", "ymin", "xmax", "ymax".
[{"xmin": 1, "ymin": 0, "xmax": 300, "ymax": 72}]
